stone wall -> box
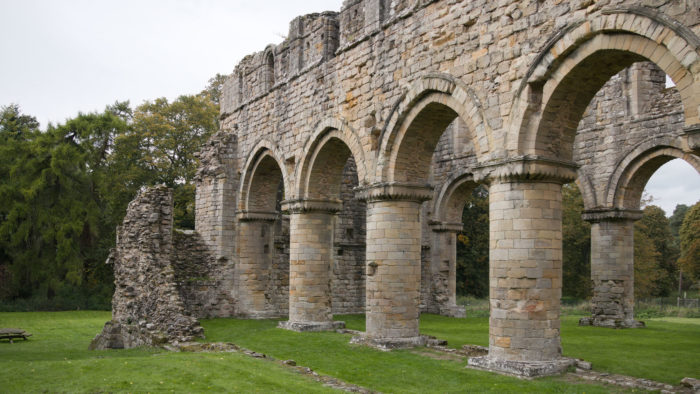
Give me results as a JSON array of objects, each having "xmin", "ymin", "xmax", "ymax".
[{"xmin": 91, "ymin": 186, "xmax": 203, "ymax": 349}]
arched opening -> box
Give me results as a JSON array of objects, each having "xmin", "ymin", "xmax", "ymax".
[
  {"xmin": 237, "ymin": 149, "xmax": 289, "ymax": 318},
  {"xmin": 298, "ymin": 129, "xmax": 367, "ymax": 318},
  {"xmin": 264, "ymin": 51, "xmax": 275, "ymax": 91}
]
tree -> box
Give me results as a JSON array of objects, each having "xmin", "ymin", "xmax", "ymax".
[
  {"xmin": 0, "ymin": 109, "xmax": 128, "ymax": 303},
  {"xmin": 634, "ymin": 205, "xmax": 678, "ymax": 297},
  {"xmin": 456, "ymin": 185, "xmax": 489, "ymax": 297},
  {"xmin": 678, "ymin": 201, "xmax": 700, "ymax": 283},
  {"xmin": 669, "ymin": 204, "xmax": 689, "ymax": 251},
  {"xmin": 128, "ymin": 93, "xmax": 218, "ymax": 228},
  {"xmin": 561, "ymin": 183, "xmax": 591, "ymax": 299}
]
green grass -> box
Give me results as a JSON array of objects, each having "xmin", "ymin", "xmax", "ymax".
[
  {"xmin": 201, "ymin": 316, "xmax": 618, "ymax": 393},
  {"xmin": 1, "ymin": 311, "xmax": 697, "ymax": 393},
  {"xmin": 560, "ymin": 316, "xmax": 700, "ymax": 384},
  {"xmin": 0, "ymin": 311, "xmax": 335, "ymax": 393}
]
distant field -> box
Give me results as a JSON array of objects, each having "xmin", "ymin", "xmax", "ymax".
[{"xmin": 1, "ymin": 311, "xmax": 698, "ymax": 392}]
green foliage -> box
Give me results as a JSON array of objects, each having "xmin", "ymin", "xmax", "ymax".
[
  {"xmin": 634, "ymin": 205, "xmax": 678, "ymax": 297},
  {"xmin": 561, "ymin": 183, "xmax": 591, "ymax": 298},
  {"xmin": 456, "ymin": 185, "xmax": 489, "ymax": 297},
  {"xmin": 0, "ymin": 79, "xmax": 220, "ymax": 308},
  {"xmin": 678, "ymin": 201, "xmax": 700, "ymax": 283}
]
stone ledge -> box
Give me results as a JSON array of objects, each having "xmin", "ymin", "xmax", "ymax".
[
  {"xmin": 578, "ymin": 316, "xmax": 645, "ymax": 329},
  {"xmin": 236, "ymin": 210, "xmax": 279, "ymax": 222},
  {"xmin": 428, "ymin": 221, "xmax": 464, "ymax": 233},
  {"xmin": 277, "ymin": 321, "xmax": 346, "ymax": 332},
  {"xmin": 581, "ymin": 208, "xmax": 643, "ymax": 223},
  {"xmin": 467, "ymin": 356, "xmax": 576, "ymax": 379}
]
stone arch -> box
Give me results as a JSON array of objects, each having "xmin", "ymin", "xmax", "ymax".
[
  {"xmin": 432, "ymin": 171, "xmax": 480, "ymax": 224},
  {"xmin": 239, "ymin": 140, "xmax": 289, "ymax": 213},
  {"xmin": 296, "ymin": 118, "xmax": 368, "ymax": 199},
  {"xmin": 510, "ymin": 8, "xmax": 700, "ymax": 160},
  {"xmin": 376, "ymin": 73, "xmax": 491, "ymax": 183},
  {"xmin": 606, "ymin": 137, "xmax": 700, "ymax": 210}
]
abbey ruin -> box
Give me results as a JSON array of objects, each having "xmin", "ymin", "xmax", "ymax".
[{"xmin": 92, "ymin": 0, "xmax": 700, "ymax": 378}]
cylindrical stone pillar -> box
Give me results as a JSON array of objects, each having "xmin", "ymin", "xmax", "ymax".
[
  {"xmin": 278, "ymin": 199, "xmax": 345, "ymax": 332},
  {"xmin": 429, "ymin": 222, "xmax": 466, "ymax": 317},
  {"xmin": 356, "ymin": 183, "xmax": 433, "ymax": 349},
  {"xmin": 580, "ymin": 210, "xmax": 644, "ymax": 328},
  {"xmin": 487, "ymin": 180, "xmax": 563, "ymax": 362},
  {"xmin": 235, "ymin": 212, "xmax": 279, "ymax": 318}
]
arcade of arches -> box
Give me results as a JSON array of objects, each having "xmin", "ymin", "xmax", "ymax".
[{"xmin": 96, "ymin": 0, "xmax": 700, "ymax": 378}]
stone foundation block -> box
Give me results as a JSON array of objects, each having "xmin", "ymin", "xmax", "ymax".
[
  {"xmin": 350, "ymin": 334, "xmax": 429, "ymax": 351},
  {"xmin": 278, "ymin": 321, "xmax": 345, "ymax": 332},
  {"xmin": 578, "ymin": 317, "xmax": 645, "ymax": 329},
  {"xmin": 467, "ymin": 356, "xmax": 576, "ymax": 378}
]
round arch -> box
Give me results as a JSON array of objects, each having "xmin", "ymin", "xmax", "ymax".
[
  {"xmin": 375, "ymin": 73, "xmax": 491, "ymax": 183},
  {"xmin": 606, "ymin": 138, "xmax": 700, "ymax": 210},
  {"xmin": 295, "ymin": 118, "xmax": 368, "ymax": 200},
  {"xmin": 432, "ymin": 171, "xmax": 480, "ymax": 224},
  {"xmin": 510, "ymin": 9, "xmax": 700, "ymax": 160},
  {"xmin": 238, "ymin": 140, "xmax": 289, "ymax": 212}
]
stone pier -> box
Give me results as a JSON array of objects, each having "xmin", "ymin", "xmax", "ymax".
[
  {"xmin": 469, "ymin": 160, "xmax": 577, "ymax": 377},
  {"xmin": 429, "ymin": 221, "xmax": 466, "ymax": 317},
  {"xmin": 278, "ymin": 199, "xmax": 345, "ymax": 332},
  {"xmin": 579, "ymin": 209, "xmax": 645, "ymax": 328},
  {"xmin": 235, "ymin": 211, "xmax": 281, "ymax": 318},
  {"xmin": 354, "ymin": 184, "xmax": 432, "ymax": 349}
]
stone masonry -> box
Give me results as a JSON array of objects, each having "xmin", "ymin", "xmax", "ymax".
[
  {"xmin": 99, "ymin": 0, "xmax": 700, "ymax": 378},
  {"xmin": 90, "ymin": 186, "xmax": 204, "ymax": 349}
]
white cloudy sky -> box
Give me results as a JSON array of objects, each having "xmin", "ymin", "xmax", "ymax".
[{"xmin": 0, "ymin": 0, "xmax": 697, "ymax": 215}]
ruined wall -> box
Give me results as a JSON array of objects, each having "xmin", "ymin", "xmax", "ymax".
[{"xmin": 91, "ymin": 186, "xmax": 203, "ymax": 349}]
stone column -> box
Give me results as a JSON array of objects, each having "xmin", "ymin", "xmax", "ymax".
[
  {"xmin": 469, "ymin": 159, "xmax": 577, "ymax": 377},
  {"xmin": 355, "ymin": 183, "xmax": 433, "ymax": 349},
  {"xmin": 579, "ymin": 209, "xmax": 644, "ymax": 328},
  {"xmin": 234, "ymin": 211, "xmax": 280, "ymax": 318},
  {"xmin": 278, "ymin": 199, "xmax": 345, "ymax": 332},
  {"xmin": 429, "ymin": 221, "xmax": 466, "ymax": 317}
]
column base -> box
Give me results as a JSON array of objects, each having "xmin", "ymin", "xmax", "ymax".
[
  {"xmin": 277, "ymin": 321, "xmax": 345, "ymax": 332},
  {"xmin": 236, "ymin": 311, "xmax": 285, "ymax": 320},
  {"xmin": 467, "ymin": 356, "xmax": 576, "ymax": 378},
  {"xmin": 578, "ymin": 317, "xmax": 645, "ymax": 329},
  {"xmin": 439, "ymin": 304, "xmax": 466, "ymax": 318},
  {"xmin": 349, "ymin": 334, "xmax": 443, "ymax": 351}
]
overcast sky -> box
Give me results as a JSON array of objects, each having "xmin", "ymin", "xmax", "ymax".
[{"xmin": 0, "ymin": 0, "xmax": 697, "ymax": 215}]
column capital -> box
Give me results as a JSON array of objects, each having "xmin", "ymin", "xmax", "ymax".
[
  {"xmin": 236, "ymin": 210, "xmax": 279, "ymax": 222},
  {"xmin": 582, "ymin": 208, "xmax": 643, "ymax": 223},
  {"xmin": 355, "ymin": 182, "xmax": 433, "ymax": 203},
  {"xmin": 682, "ymin": 124, "xmax": 700, "ymax": 153},
  {"xmin": 280, "ymin": 198, "xmax": 342, "ymax": 214},
  {"xmin": 428, "ymin": 220, "xmax": 463, "ymax": 233},
  {"xmin": 474, "ymin": 156, "xmax": 578, "ymax": 184}
]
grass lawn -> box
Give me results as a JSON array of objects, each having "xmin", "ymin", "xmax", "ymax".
[
  {"xmin": 0, "ymin": 311, "xmax": 335, "ymax": 393},
  {"xmin": 1, "ymin": 311, "xmax": 697, "ymax": 393}
]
